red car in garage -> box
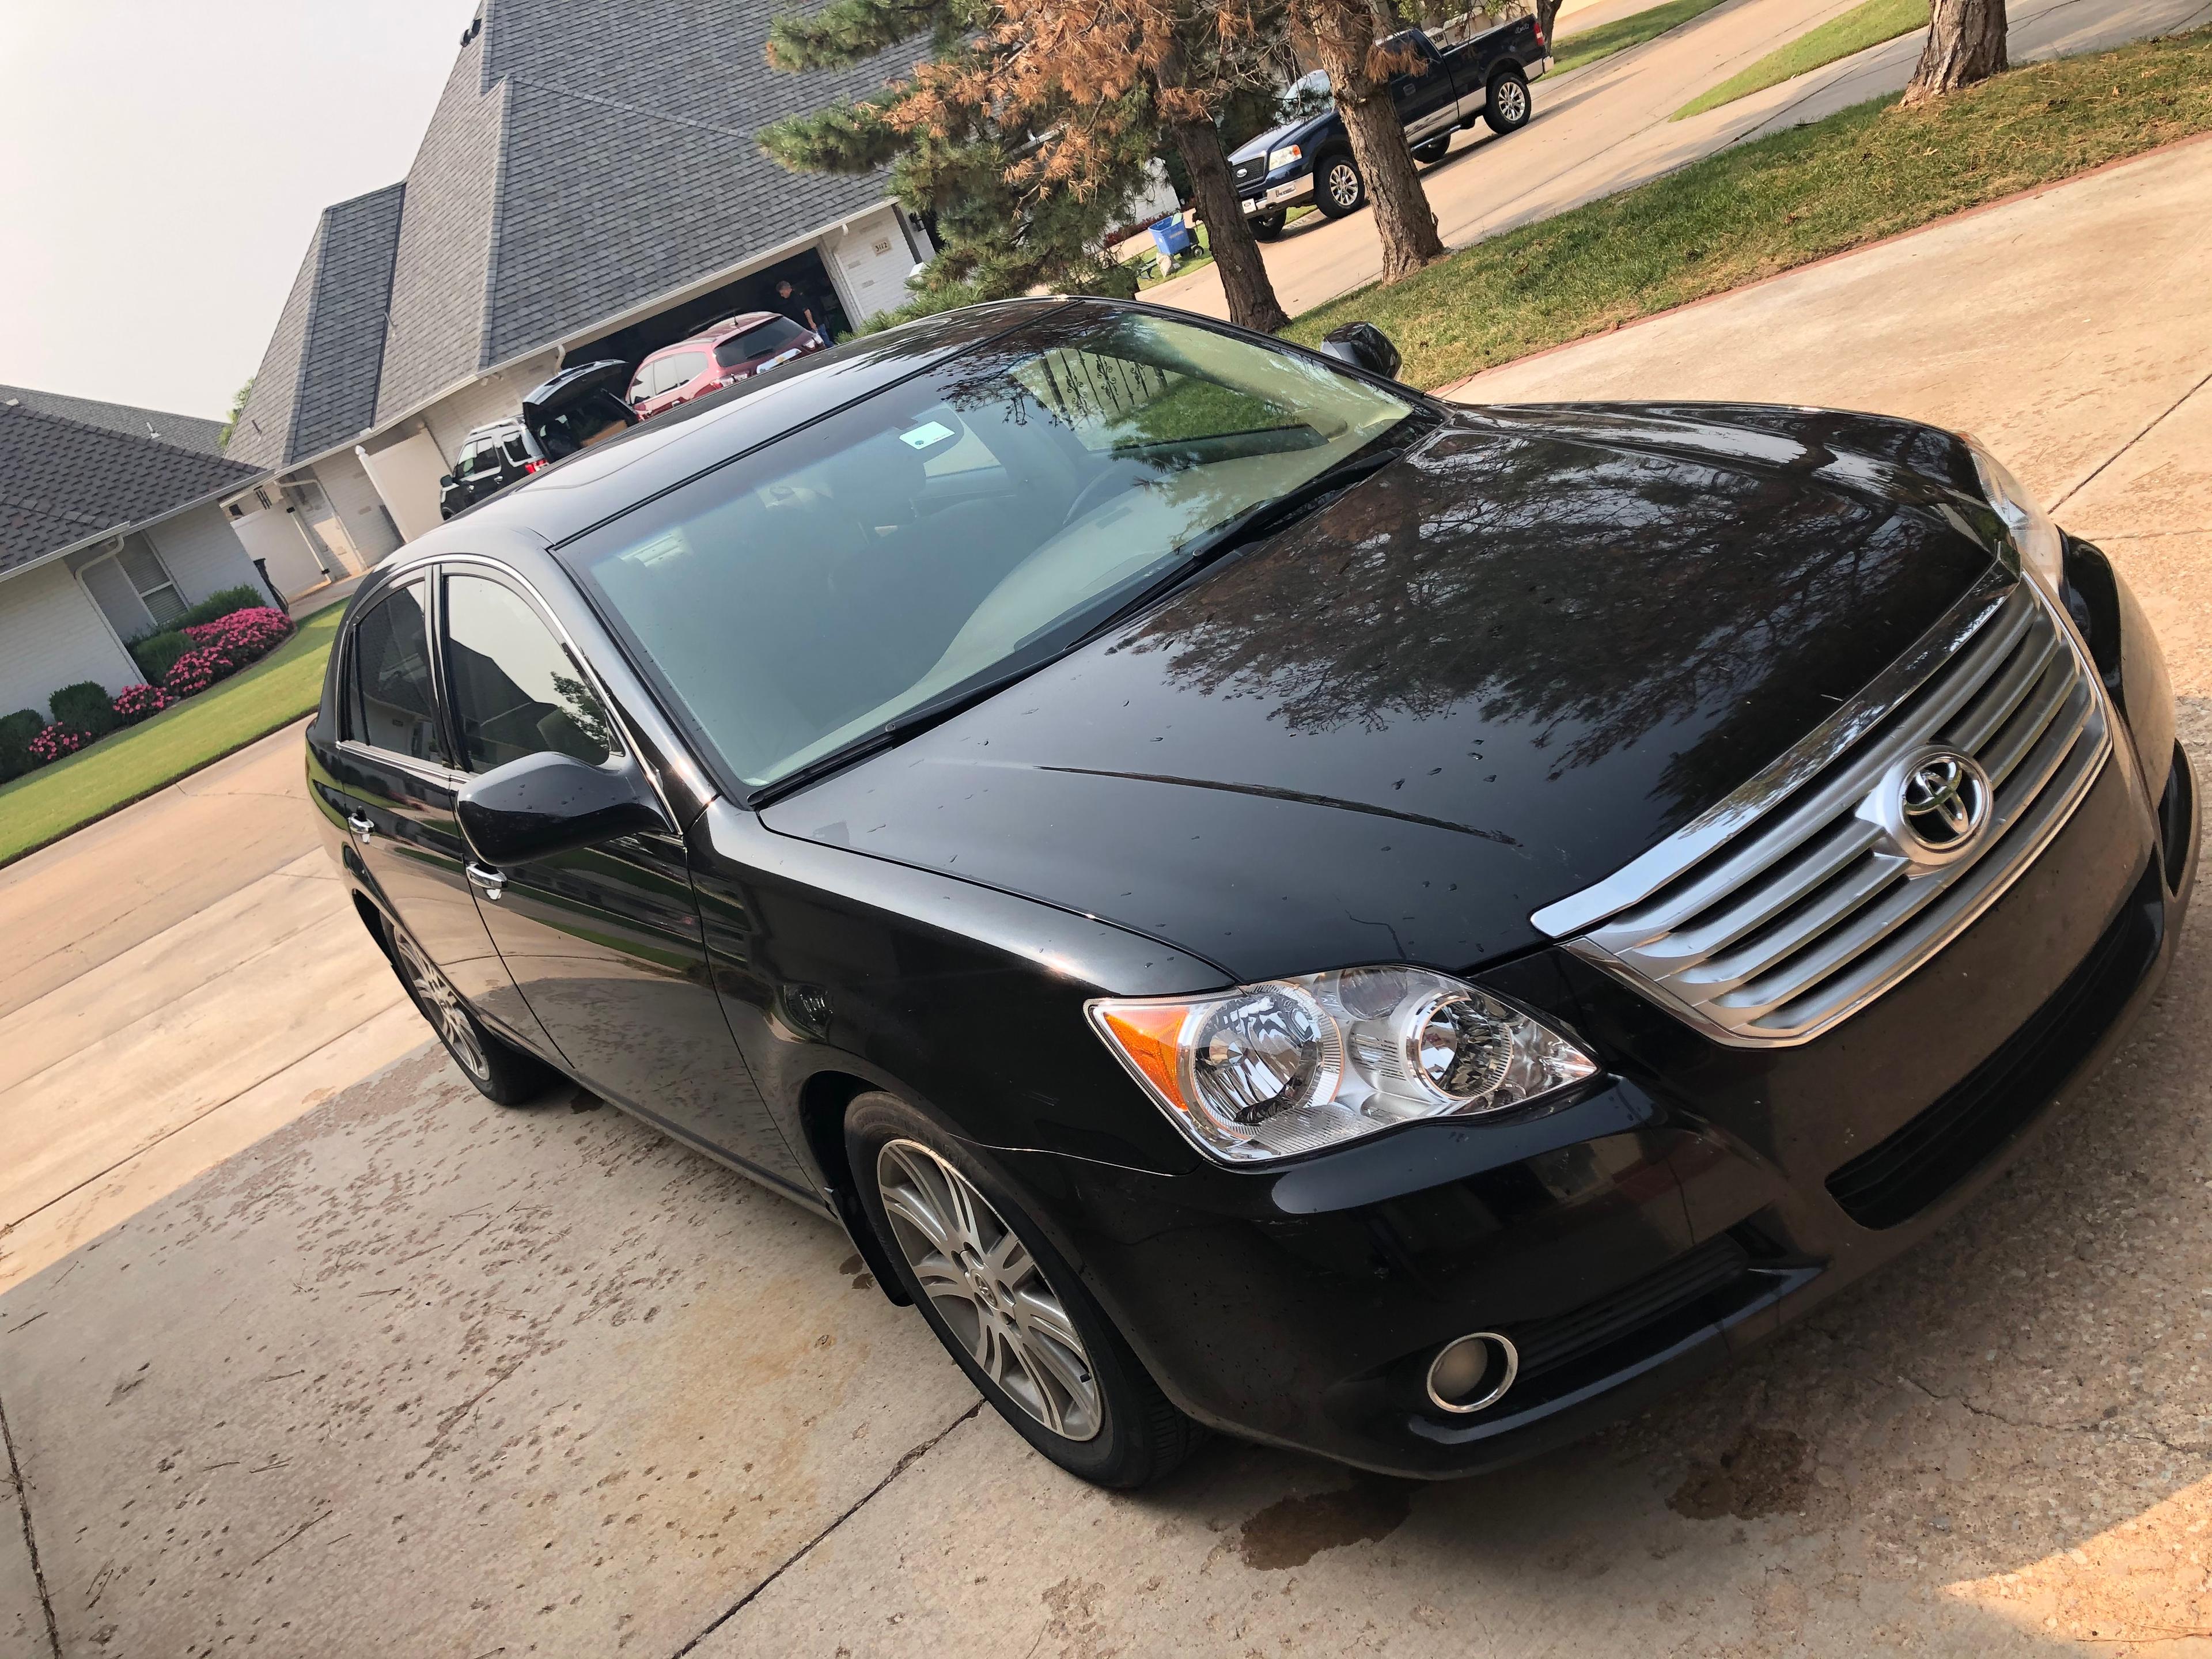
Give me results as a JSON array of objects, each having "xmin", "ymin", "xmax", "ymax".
[{"xmin": 626, "ymin": 313, "xmax": 825, "ymax": 419}]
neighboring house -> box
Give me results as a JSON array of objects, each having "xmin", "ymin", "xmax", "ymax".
[
  {"xmin": 225, "ymin": 0, "xmax": 936, "ymax": 543},
  {"xmin": 0, "ymin": 391, "xmax": 274, "ymax": 719}
]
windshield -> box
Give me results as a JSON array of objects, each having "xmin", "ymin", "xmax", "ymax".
[
  {"xmin": 565, "ymin": 310, "xmax": 1415, "ymax": 793},
  {"xmin": 717, "ymin": 317, "xmax": 810, "ymax": 366}
]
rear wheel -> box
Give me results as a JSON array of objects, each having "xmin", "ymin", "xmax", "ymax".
[
  {"xmin": 1315, "ymin": 154, "xmax": 1366, "ymax": 218},
  {"xmin": 1249, "ymin": 209, "xmax": 1287, "ymax": 241},
  {"xmin": 847, "ymin": 1092, "xmax": 1199, "ymax": 1488},
  {"xmin": 1484, "ymin": 68, "xmax": 1532, "ymax": 134},
  {"xmin": 386, "ymin": 919, "xmax": 558, "ymax": 1105}
]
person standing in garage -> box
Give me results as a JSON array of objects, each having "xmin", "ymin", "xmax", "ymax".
[{"xmin": 773, "ymin": 278, "xmax": 832, "ymax": 343}]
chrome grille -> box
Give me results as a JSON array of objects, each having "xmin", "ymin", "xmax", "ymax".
[
  {"xmin": 1233, "ymin": 158, "xmax": 1263, "ymax": 188},
  {"xmin": 1531, "ymin": 575, "xmax": 2112, "ymax": 1047}
]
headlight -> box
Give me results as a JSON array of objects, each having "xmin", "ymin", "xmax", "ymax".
[
  {"xmin": 1964, "ymin": 436, "xmax": 2065, "ymax": 597},
  {"xmin": 1267, "ymin": 143, "xmax": 1304, "ymax": 172},
  {"xmin": 1088, "ymin": 967, "xmax": 1597, "ymax": 1165}
]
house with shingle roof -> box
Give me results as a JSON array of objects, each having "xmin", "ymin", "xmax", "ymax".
[
  {"xmin": 0, "ymin": 392, "xmax": 276, "ymax": 719},
  {"xmin": 223, "ymin": 0, "xmax": 931, "ymax": 551}
]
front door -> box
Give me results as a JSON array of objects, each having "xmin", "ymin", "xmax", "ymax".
[
  {"xmin": 1390, "ymin": 33, "xmax": 1457, "ymax": 142},
  {"xmin": 437, "ymin": 569, "xmax": 810, "ymax": 1193},
  {"xmin": 330, "ymin": 576, "xmax": 543, "ymax": 1048}
]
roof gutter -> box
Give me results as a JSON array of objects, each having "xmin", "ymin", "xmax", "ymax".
[{"xmin": 0, "ymin": 471, "xmax": 275, "ymax": 590}]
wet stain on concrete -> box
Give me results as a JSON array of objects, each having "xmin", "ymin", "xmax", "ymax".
[
  {"xmin": 1667, "ymin": 1427, "xmax": 1813, "ymax": 1520},
  {"xmin": 1238, "ymin": 1475, "xmax": 1416, "ymax": 1569},
  {"xmin": 835, "ymin": 1254, "xmax": 864, "ymax": 1275}
]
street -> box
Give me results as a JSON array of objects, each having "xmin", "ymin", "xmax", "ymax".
[{"xmin": 5, "ymin": 133, "xmax": 2210, "ymax": 1657}]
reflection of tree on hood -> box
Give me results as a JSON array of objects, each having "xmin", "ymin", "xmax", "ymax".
[{"xmin": 1115, "ymin": 418, "xmax": 1975, "ymax": 834}]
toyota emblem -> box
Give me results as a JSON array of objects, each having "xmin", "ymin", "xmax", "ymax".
[{"xmin": 1898, "ymin": 751, "xmax": 1991, "ymax": 854}]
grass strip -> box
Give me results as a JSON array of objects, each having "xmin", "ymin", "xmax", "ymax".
[
  {"xmin": 1674, "ymin": 0, "xmax": 1930, "ymax": 120},
  {"xmin": 1286, "ymin": 26, "xmax": 2212, "ymax": 392},
  {"xmin": 0, "ymin": 605, "xmax": 343, "ymax": 867},
  {"xmin": 1554, "ymin": 0, "xmax": 1737, "ymax": 75}
]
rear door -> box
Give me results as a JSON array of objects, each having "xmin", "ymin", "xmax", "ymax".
[
  {"xmin": 1390, "ymin": 31, "xmax": 1459, "ymax": 142},
  {"xmin": 331, "ymin": 575, "xmax": 546, "ymax": 1048},
  {"xmin": 437, "ymin": 566, "xmax": 809, "ymax": 1189}
]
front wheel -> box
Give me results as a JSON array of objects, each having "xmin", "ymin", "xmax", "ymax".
[
  {"xmin": 847, "ymin": 1092, "xmax": 1200, "ymax": 1488},
  {"xmin": 1249, "ymin": 209, "xmax": 1287, "ymax": 241},
  {"xmin": 1314, "ymin": 154, "xmax": 1366, "ymax": 218},
  {"xmin": 1484, "ymin": 68, "xmax": 1532, "ymax": 135},
  {"xmin": 385, "ymin": 918, "xmax": 558, "ymax": 1105}
]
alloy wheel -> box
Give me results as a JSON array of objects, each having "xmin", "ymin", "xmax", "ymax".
[
  {"xmin": 394, "ymin": 929, "xmax": 491, "ymax": 1084},
  {"xmin": 1497, "ymin": 80, "xmax": 1528, "ymax": 123},
  {"xmin": 876, "ymin": 1138, "xmax": 1102, "ymax": 1441},
  {"xmin": 1326, "ymin": 162, "xmax": 1361, "ymax": 209}
]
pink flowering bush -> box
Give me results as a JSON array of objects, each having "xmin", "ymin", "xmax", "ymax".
[
  {"xmin": 162, "ymin": 608, "xmax": 294, "ymax": 699},
  {"xmin": 28, "ymin": 724, "xmax": 90, "ymax": 764},
  {"xmin": 111, "ymin": 683, "xmax": 174, "ymax": 725}
]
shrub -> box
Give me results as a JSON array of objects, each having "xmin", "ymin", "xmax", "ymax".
[
  {"xmin": 28, "ymin": 724, "xmax": 91, "ymax": 765},
  {"xmin": 48, "ymin": 680, "xmax": 120, "ymax": 740},
  {"xmin": 0, "ymin": 709, "xmax": 43, "ymax": 783},
  {"xmin": 163, "ymin": 646, "xmax": 232, "ymax": 699},
  {"xmin": 184, "ymin": 606, "xmax": 293, "ymax": 671},
  {"xmin": 111, "ymin": 683, "xmax": 173, "ymax": 726},
  {"xmin": 130, "ymin": 629, "xmax": 194, "ymax": 685},
  {"xmin": 175, "ymin": 585, "xmax": 270, "ymax": 630}
]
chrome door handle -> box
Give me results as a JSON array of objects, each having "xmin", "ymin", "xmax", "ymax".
[
  {"xmin": 465, "ymin": 862, "xmax": 506, "ymax": 902},
  {"xmin": 346, "ymin": 812, "xmax": 376, "ymax": 844}
]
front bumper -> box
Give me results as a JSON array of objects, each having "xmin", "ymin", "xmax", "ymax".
[
  {"xmin": 982, "ymin": 560, "xmax": 2195, "ymax": 1478},
  {"xmin": 1239, "ymin": 175, "xmax": 1313, "ymax": 216}
]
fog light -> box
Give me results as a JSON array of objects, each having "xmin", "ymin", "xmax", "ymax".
[{"xmin": 1425, "ymin": 1332, "xmax": 1518, "ymax": 1415}]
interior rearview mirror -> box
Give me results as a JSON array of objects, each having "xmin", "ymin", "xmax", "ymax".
[
  {"xmin": 1317, "ymin": 321, "xmax": 1403, "ymax": 382},
  {"xmin": 456, "ymin": 750, "xmax": 669, "ymax": 867}
]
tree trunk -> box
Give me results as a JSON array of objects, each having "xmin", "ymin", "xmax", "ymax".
[
  {"xmin": 1166, "ymin": 116, "xmax": 1291, "ymax": 334},
  {"xmin": 1900, "ymin": 0, "xmax": 2006, "ymax": 105},
  {"xmin": 1532, "ymin": 0, "xmax": 1565, "ymax": 51},
  {"xmin": 1297, "ymin": 0, "xmax": 1445, "ymax": 282}
]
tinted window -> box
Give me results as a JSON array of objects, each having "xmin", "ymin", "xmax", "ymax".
[
  {"xmin": 566, "ymin": 311, "xmax": 1413, "ymax": 791},
  {"xmin": 715, "ymin": 318, "xmax": 808, "ymax": 367},
  {"xmin": 349, "ymin": 581, "xmax": 444, "ymax": 762},
  {"xmin": 502, "ymin": 434, "xmax": 533, "ymax": 465},
  {"xmin": 444, "ymin": 574, "xmax": 617, "ymax": 773}
]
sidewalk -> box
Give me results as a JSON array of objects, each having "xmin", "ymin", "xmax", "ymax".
[{"xmin": 1146, "ymin": 0, "xmax": 2210, "ymax": 322}]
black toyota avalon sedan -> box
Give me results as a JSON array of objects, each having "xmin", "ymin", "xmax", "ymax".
[{"xmin": 311, "ymin": 297, "xmax": 2194, "ymax": 1488}]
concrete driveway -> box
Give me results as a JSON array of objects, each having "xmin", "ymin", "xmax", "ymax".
[
  {"xmin": 1147, "ymin": 0, "xmax": 2212, "ymax": 322},
  {"xmin": 0, "ymin": 723, "xmax": 421, "ymax": 1294},
  {"xmin": 5, "ymin": 139, "xmax": 2212, "ymax": 1657}
]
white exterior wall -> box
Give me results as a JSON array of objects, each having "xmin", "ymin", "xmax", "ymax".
[
  {"xmin": 143, "ymin": 502, "xmax": 272, "ymax": 608},
  {"xmin": 358, "ymin": 433, "xmax": 450, "ymax": 544},
  {"xmin": 224, "ymin": 497, "xmax": 334, "ymax": 601},
  {"xmin": 309, "ymin": 453, "xmax": 404, "ymax": 563},
  {"xmin": 0, "ymin": 561, "xmax": 143, "ymax": 716},
  {"xmin": 824, "ymin": 208, "xmax": 916, "ymax": 324},
  {"xmin": 412, "ymin": 355, "xmax": 555, "ymax": 472}
]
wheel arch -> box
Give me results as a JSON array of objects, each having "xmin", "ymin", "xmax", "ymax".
[{"xmin": 797, "ymin": 1069, "xmax": 916, "ymax": 1306}]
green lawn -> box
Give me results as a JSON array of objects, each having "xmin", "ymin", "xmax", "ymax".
[
  {"xmin": 0, "ymin": 605, "xmax": 343, "ymax": 867},
  {"xmin": 1287, "ymin": 26, "xmax": 2212, "ymax": 391},
  {"xmin": 1675, "ymin": 0, "xmax": 1930, "ymax": 119},
  {"xmin": 1554, "ymin": 0, "xmax": 1737, "ymax": 75}
]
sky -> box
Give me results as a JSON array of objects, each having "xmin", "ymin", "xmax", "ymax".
[{"xmin": 0, "ymin": 1, "xmax": 471, "ymax": 422}]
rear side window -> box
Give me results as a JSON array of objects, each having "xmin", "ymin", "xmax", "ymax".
[
  {"xmin": 349, "ymin": 580, "xmax": 444, "ymax": 763},
  {"xmin": 659, "ymin": 351, "xmax": 709, "ymax": 389},
  {"xmin": 501, "ymin": 433, "xmax": 532, "ymax": 466},
  {"xmin": 455, "ymin": 440, "xmax": 493, "ymax": 479},
  {"xmin": 442, "ymin": 574, "xmax": 617, "ymax": 773},
  {"xmin": 715, "ymin": 318, "xmax": 808, "ymax": 367}
]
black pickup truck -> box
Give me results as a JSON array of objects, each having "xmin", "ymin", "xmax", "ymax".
[{"xmin": 1228, "ymin": 18, "xmax": 1550, "ymax": 237}]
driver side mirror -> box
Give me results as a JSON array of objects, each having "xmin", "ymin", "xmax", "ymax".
[
  {"xmin": 456, "ymin": 750, "xmax": 670, "ymax": 867},
  {"xmin": 1317, "ymin": 321, "xmax": 1403, "ymax": 382},
  {"xmin": 438, "ymin": 474, "xmax": 456, "ymax": 489}
]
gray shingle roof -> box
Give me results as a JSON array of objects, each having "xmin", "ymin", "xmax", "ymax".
[
  {"xmin": 0, "ymin": 385, "xmax": 228, "ymax": 456},
  {"xmin": 244, "ymin": 0, "xmax": 915, "ymax": 453},
  {"xmin": 225, "ymin": 184, "xmax": 406, "ymax": 469},
  {"xmin": 0, "ymin": 401, "xmax": 260, "ymax": 578}
]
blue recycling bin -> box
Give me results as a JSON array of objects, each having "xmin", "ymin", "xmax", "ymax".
[{"xmin": 1149, "ymin": 217, "xmax": 1196, "ymax": 259}]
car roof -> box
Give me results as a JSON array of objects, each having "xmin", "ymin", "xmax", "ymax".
[
  {"xmin": 642, "ymin": 313, "xmax": 786, "ymax": 360},
  {"xmin": 404, "ymin": 297, "xmax": 1075, "ymax": 551}
]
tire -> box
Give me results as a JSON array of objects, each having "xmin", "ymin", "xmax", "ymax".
[
  {"xmin": 846, "ymin": 1092, "xmax": 1200, "ymax": 1488},
  {"xmin": 1412, "ymin": 135, "xmax": 1451, "ymax": 165},
  {"xmin": 1484, "ymin": 68, "xmax": 1532, "ymax": 135},
  {"xmin": 384, "ymin": 916, "xmax": 558, "ymax": 1105},
  {"xmin": 1249, "ymin": 210, "xmax": 1287, "ymax": 241},
  {"xmin": 1314, "ymin": 153, "xmax": 1366, "ymax": 218}
]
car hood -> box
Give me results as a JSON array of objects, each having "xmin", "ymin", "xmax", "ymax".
[
  {"xmin": 760, "ymin": 404, "xmax": 2001, "ymax": 986},
  {"xmin": 1230, "ymin": 113, "xmax": 1321, "ymax": 163}
]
